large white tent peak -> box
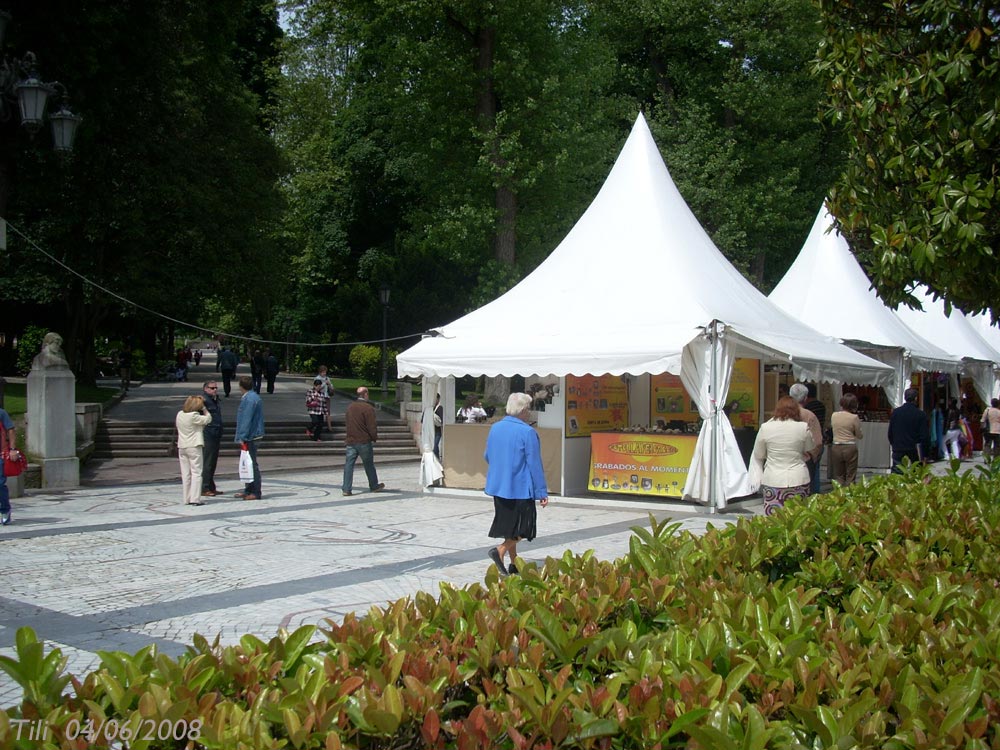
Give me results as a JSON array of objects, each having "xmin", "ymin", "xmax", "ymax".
[
  {"xmin": 398, "ymin": 114, "xmax": 893, "ymax": 387},
  {"xmin": 769, "ymin": 204, "xmax": 960, "ymax": 404}
]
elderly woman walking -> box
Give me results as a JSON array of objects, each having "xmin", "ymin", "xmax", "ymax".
[
  {"xmin": 176, "ymin": 395, "xmax": 213, "ymax": 506},
  {"xmin": 750, "ymin": 395, "xmax": 816, "ymax": 515},
  {"xmin": 484, "ymin": 392, "xmax": 549, "ymax": 576}
]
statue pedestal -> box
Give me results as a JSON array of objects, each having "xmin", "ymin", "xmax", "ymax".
[{"xmin": 27, "ymin": 366, "xmax": 80, "ymax": 488}]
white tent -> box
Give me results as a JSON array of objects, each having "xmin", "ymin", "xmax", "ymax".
[
  {"xmin": 398, "ymin": 113, "xmax": 893, "ymax": 508},
  {"xmin": 769, "ymin": 205, "xmax": 961, "ymax": 406},
  {"xmin": 968, "ymin": 313, "xmax": 1000, "ymax": 399},
  {"xmin": 894, "ymin": 286, "xmax": 1000, "ymax": 405}
]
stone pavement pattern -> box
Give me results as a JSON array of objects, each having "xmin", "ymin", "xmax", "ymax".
[{"xmin": 0, "ymin": 462, "xmax": 763, "ymax": 708}]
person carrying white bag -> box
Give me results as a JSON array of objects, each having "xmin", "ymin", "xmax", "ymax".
[{"xmin": 233, "ymin": 375, "xmax": 265, "ymax": 500}]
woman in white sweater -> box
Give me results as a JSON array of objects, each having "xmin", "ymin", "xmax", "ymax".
[
  {"xmin": 750, "ymin": 395, "xmax": 816, "ymax": 515},
  {"xmin": 176, "ymin": 395, "xmax": 213, "ymax": 506}
]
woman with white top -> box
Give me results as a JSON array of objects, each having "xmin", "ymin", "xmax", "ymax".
[
  {"xmin": 457, "ymin": 394, "xmax": 488, "ymax": 423},
  {"xmin": 830, "ymin": 392, "xmax": 864, "ymax": 485},
  {"xmin": 176, "ymin": 395, "xmax": 213, "ymax": 506},
  {"xmin": 750, "ymin": 395, "xmax": 816, "ymax": 515}
]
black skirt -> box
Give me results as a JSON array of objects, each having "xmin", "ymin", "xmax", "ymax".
[{"xmin": 488, "ymin": 496, "xmax": 538, "ymax": 541}]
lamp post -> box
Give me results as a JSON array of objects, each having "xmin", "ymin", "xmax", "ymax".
[
  {"xmin": 379, "ymin": 283, "xmax": 391, "ymax": 397},
  {"xmin": 0, "ymin": 11, "xmax": 82, "ymax": 221}
]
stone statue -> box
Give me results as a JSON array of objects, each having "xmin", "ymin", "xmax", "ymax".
[{"xmin": 31, "ymin": 332, "xmax": 70, "ymax": 370}]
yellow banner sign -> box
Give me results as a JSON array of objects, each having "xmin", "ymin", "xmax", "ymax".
[{"xmin": 588, "ymin": 432, "xmax": 697, "ymax": 497}]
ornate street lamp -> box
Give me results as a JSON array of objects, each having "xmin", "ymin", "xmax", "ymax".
[
  {"xmin": 379, "ymin": 283, "xmax": 391, "ymax": 396},
  {"xmin": 0, "ymin": 16, "xmax": 82, "ymax": 153}
]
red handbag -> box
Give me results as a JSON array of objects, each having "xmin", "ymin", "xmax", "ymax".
[
  {"xmin": 1, "ymin": 428, "xmax": 26, "ymax": 477},
  {"xmin": 3, "ymin": 450, "xmax": 27, "ymax": 477}
]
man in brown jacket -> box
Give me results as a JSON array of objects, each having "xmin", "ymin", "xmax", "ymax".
[{"xmin": 341, "ymin": 386, "xmax": 386, "ymax": 496}]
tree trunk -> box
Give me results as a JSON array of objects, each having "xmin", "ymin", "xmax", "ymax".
[
  {"xmin": 471, "ymin": 25, "xmax": 519, "ymax": 267},
  {"xmin": 63, "ymin": 284, "xmax": 104, "ymax": 387},
  {"xmin": 484, "ymin": 375, "xmax": 510, "ymax": 409}
]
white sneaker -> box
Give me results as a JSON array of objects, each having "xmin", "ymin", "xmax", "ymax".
[{"xmin": 1, "ymin": 512, "xmax": 11, "ymax": 525}]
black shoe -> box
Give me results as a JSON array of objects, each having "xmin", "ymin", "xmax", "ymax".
[
  {"xmin": 342, "ymin": 490, "xmax": 352, "ymax": 496},
  {"xmin": 508, "ymin": 561, "xmax": 519, "ymax": 575},
  {"xmin": 488, "ymin": 547, "xmax": 508, "ymax": 576},
  {"xmin": 371, "ymin": 483, "xmax": 385, "ymax": 492}
]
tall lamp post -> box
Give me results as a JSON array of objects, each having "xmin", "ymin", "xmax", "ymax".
[{"xmin": 379, "ymin": 283, "xmax": 391, "ymax": 397}]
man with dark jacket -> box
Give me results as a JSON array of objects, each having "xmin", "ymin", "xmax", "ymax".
[
  {"xmin": 341, "ymin": 387, "xmax": 385, "ymax": 496},
  {"xmin": 888, "ymin": 387, "xmax": 928, "ymax": 473},
  {"xmin": 264, "ymin": 349, "xmax": 280, "ymax": 394},
  {"xmin": 200, "ymin": 379, "xmax": 223, "ymax": 497},
  {"xmin": 250, "ymin": 350, "xmax": 265, "ymax": 394},
  {"xmin": 217, "ymin": 346, "xmax": 239, "ymax": 397}
]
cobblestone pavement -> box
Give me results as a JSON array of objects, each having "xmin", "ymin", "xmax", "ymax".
[{"xmin": 0, "ymin": 462, "xmax": 765, "ymax": 708}]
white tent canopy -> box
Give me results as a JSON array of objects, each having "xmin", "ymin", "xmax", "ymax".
[
  {"xmin": 769, "ymin": 204, "xmax": 961, "ymax": 406},
  {"xmin": 398, "ymin": 114, "xmax": 893, "ymax": 507},
  {"xmin": 894, "ymin": 286, "xmax": 1000, "ymax": 404}
]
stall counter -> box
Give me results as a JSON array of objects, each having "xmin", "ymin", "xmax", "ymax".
[{"xmin": 442, "ymin": 423, "xmax": 562, "ymax": 492}]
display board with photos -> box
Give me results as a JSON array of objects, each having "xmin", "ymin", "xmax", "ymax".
[
  {"xmin": 650, "ymin": 358, "xmax": 760, "ymax": 430},
  {"xmin": 565, "ymin": 375, "xmax": 629, "ymax": 436}
]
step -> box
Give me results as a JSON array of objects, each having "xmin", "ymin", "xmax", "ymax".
[{"xmin": 90, "ymin": 447, "xmax": 423, "ymax": 459}]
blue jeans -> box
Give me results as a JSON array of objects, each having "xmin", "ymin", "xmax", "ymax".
[
  {"xmin": 343, "ymin": 442, "xmax": 379, "ymax": 493},
  {"xmin": 0, "ymin": 464, "xmax": 9, "ymax": 515},
  {"xmin": 243, "ymin": 440, "xmax": 262, "ymax": 497},
  {"xmin": 809, "ymin": 444, "xmax": 824, "ymax": 494}
]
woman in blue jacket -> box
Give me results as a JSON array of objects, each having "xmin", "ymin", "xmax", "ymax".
[{"xmin": 484, "ymin": 392, "xmax": 549, "ymax": 576}]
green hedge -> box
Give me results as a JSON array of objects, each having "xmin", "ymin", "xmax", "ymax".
[{"xmin": 3, "ymin": 463, "xmax": 1000, "ymax": 748}]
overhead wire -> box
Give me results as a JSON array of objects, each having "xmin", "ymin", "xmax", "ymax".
[{"xmin": 3, "ymin": 218, "xmax": 427, "ymax": 348}]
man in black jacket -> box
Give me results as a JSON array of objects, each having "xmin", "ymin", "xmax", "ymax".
[
  {"xmin": 200, "ymin": 380, "xmax": 223, "ymax": 497},
  {"xmin": 888, "ymin": 387, "xmax": 928, "ymax": 473},
  {"xmin": 264, "ymin": 350, "xmax": 280, "ymax": 394},
  {"xmin": 217, "ymin": 346, "xmax": 239, "ymax": 397}
]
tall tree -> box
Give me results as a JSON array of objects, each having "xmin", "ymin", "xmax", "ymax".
[
  {"xmin": 0, "ymin": 0, "xmax": 285, "ymax": 380},
  {"xmin": 278, "ymin": 0, "xmax": 622, "ymax": 344},
  {"xmin": 814, "ymin": 0, "xmax": 1000, "ymax": 317}
]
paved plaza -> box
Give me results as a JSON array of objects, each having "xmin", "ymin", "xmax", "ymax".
[{"xmin": 0, "ymin": 460, "xmax": 763, "ymax": 708}]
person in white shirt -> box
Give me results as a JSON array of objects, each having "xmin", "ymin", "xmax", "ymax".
[
  {"xmin": 175, "ymin": 395, "xmax": 213, "ymax": 506},
  {"xmin": 457, "ymin": 394, "xmax": 488, "ymax": 423},
  {"xmin": 750, "ymin": 395, "xmax": 816, "ymax": 515}
]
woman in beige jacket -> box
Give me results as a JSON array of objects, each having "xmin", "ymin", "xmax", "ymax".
[
  {"xmin": 830, "ymin": 392, "xmax": 864, "ymax": 485},
  {"xmin": 176, "ymin": 395, "xmax": 213, "ymax": 506},
  {"xmin": 750, "ymin": 395, "xmax": 816, "ymax": 515}
]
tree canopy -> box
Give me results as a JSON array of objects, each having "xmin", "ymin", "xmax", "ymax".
[
  {"xmin": 815, "ymin": 0, "xmax": 1000, "ymax": 317},
  {"xmin": 0, "ymin": 0, "xmax": 285, "ymax": 380}
]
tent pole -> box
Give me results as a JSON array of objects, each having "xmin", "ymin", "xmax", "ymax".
[{"xmin": 709, "ymin": 321, "xmax": 719, "ymax": 514}]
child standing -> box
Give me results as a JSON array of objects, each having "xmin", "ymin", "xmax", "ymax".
[{"xmin": 306, "ymin": 379, "xmax": 328, "ymax": 441}]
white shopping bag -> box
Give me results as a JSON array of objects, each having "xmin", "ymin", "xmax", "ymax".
[{"xmin": 238, "ymin": 448, "xmax": 254, "ymax": 481}]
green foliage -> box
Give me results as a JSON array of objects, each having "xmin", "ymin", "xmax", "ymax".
[
  {"xmin": 14, "ymin": 325, "xmax": 46, "ymax": 375},
  {"xmin": 1, "ymin": 0, "xmax": 287, "ymax": 382},
  {"xmin": 6, "ymin": 467, "xmax": 1000, "ymax": 746},
  {"xmin": 814, "ymin": 0, "xmax": 1000, "ymax": 316},
  {"xmin": 347, "ymin": 345, "xmax": 397, "ymax": 386},
  {"xmin": 594, "ymin": 0, "xmax": 839, "ymax": 287}
]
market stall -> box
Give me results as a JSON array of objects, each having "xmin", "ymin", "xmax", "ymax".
[{"xmin": 400, "ymin": 114, "xmax": 893, "ymax": 509}]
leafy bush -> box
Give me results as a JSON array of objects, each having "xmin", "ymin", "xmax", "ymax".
[
  {"xmin": 14, "ymin": 325, "xmax": 46, "ymax": 375},
  {"xmin": 348, "ymin": 344, "xmax": 397, "ymax": 385},
  {"xmin": 4, "ymin": 463, "xmax": 1000, "ymax": 747}
]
